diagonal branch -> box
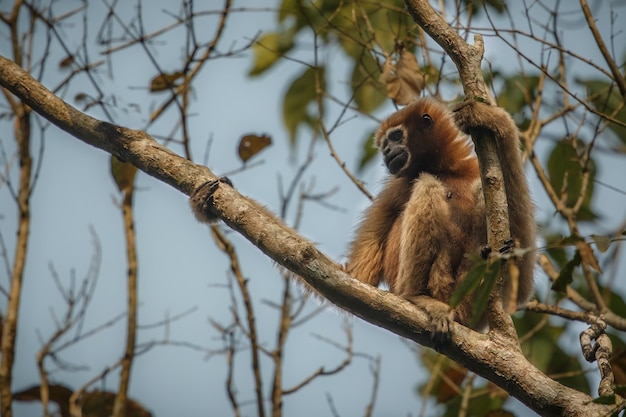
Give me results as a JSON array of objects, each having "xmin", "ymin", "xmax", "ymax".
[{"xmin": 579, "ymin": 0, "xmax": 626, "ymax": 98}]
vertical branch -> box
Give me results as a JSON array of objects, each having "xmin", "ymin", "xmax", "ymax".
[
  {"xmin": 0, "ymin": 70, "xmax": 31, "ymax": 417},
  {"xmin": 225, "ymin": 330, "xmax": 242, "ymax": 417},
  {"xmin": 270, "ymin": 277, "xmax": 292, "ymax": 417},
  {"xmin": 363, "ymin": 356, "xmax": 381, "ymax": 417},
  {"xmin": 210, "ymin": 226, "xmax": 266, "ymax": 417},
  {"xmin": 112, "ymin": 189, "xmax": 138, "ymax": 417},
  {"xmin": 0, "ymin": 4, "xmax": 31, "ymax": 416},
  {"xmin": 458, "ymin": 373, "xmax": 476, "ymax": 417},
  {"xmin": 36, "ymin": 307, "xmax": 73, "ymax": 417}
]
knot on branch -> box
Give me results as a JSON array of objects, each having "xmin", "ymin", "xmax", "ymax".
[{"xmin": 580, "ymin": 316, "xmax": 615, "ymax": 399}]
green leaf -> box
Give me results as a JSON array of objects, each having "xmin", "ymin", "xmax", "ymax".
[
  {"xmin": 543, "ymin": 232, "xmax": 569, "ymax": 268},
  {"xmin": 592, "ymin": 395, "xmax": 616, "ymax": 405},
  {"xmin": 551, "ymin": 251, "xmax": 581, "ymax": 292},
  {"xmin": 357, "ymin": 129, "xmax": 378, "ymax": 173},
  {"xmin": 333, "ymin": 1, "xmax": 413, "ymax": 59},
  {"xmin": 368, "ymin": 3, "xmax": 415, "ymax": 53},
  {"xmin": 547, "ymin": 139, "xmax": 598, "ymax": 221},
  {"xmin": 419, "ymin": 353, "xmax": 468, "ymax": 404},
  {"xmin": 579, "ymin": 78, "xmax": 626, "ymax": 144},
  {"xmin": 543, "ymin": 233, "xmax": 586, "ymax": 278},
  {"xmin": 331, "ymin": 5, "xmax": 374, "ymax": 59},
  {"xmin": 282, "ymin": 66, "xmax": 325, "ymax": 144},
  {"xmin": 351, "ymin": 52, "xmax": 385, "ymax": 114},
  {"xmin": 590, "ymin": 234, "xmax": 611, "ymax": 253},
  {"xmin": 496, "ymin": 74, "xmax": 540, "ymax": 117},
  {"xmin": 450, "ymin": 259, "xmax": 488, "ymax": 307},
  {"xmin": 278, "ymin": 0, "xmax": 298, "ymax": 22},
  {"xmin": 577, "ymin": 283, "xmax": 626, "ymax": 320},
  {"xmin": 248, "ymin": 31, "xmax": 294, "ymax": 77},
  {"xmin": 469, "ymin": 262, "xmax": 499, "ymax": 327}
]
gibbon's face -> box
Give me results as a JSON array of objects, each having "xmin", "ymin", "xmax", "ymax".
[
  {"xmin": 377, "ymin": 113, "xmax": 434, "ymax": 177},
  {"xmin": 379, "ymin": 126, "xmax": 409, "ymax": 175}
]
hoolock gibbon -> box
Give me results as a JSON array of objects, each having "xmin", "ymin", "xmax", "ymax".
[{"xmin": 346, "ymin": 98, "xmax": 535, "ymax": 338}]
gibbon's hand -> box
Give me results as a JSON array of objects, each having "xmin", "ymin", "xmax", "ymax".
[{"xmin": 190, "ymin": 176, "xmax": 233, "ymax": 223}]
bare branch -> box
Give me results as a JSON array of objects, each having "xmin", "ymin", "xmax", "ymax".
[
  {"xmin": 0, "ymin": 62, "xmax": 31, "ymax": 417},
  {"xmin": 211, "ymin": 226, "xmax": 266, "ymax": 417},
  {"xmin": 112, "ymin": 189, "xmax": 138, "ymax": 417},
  {"xmin": 579, "ymin": 0, "xmax": 626, "ymax": 98}
]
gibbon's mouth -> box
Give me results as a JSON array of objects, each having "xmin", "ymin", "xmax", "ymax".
[{"xmin": 386, "ymin": 150, "xmax": 408, "ymax": 175}]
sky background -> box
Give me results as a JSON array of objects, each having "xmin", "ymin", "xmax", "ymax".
[{"xmin": 1, "ymin": 1, "xmax": 626, "ymax": 416}]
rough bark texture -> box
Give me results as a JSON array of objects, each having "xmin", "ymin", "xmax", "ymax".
[{"xmin": 0, "ymin": 48, "xmax": 608, "ymax": 417}]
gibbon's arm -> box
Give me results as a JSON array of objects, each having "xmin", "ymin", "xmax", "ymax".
[
  {"xmin": 394, "ymin": 173, "xmax": 460, "ymax": 340},
  {"xmin": 346, "ymin": 176, "xmax": 411, "ymax": 287},
  {"xmin": 453, "ymin": 99, "xmax": 536, "ymax": 307}
]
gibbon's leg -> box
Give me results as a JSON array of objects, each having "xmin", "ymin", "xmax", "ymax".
[
  {"xmin": 346, "ymin": 178, "xmax": 412, "ymax": 287},
  {"xmin": 395, "ymin": 174, "xmax": 456, "ymax": 342}
]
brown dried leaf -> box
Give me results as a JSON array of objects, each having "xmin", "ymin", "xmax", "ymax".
[
  {"xmin": 110, "ymin": 155, "xmax": 138, "ymax": 193},
  {"xmin": 149, "ymin": 71, "xmax": 184, "ymax": 92},
  {"xmin": 59, "ymin": 55, "xmax": 74, "ymax": 69},
  {"xmin": 379, "ymin": 51, "xmax": 425, "ymax": 105},
  {"xmin": 576, "ymin": 241, "xmax": 602, "ymax": 273},
  {"xmin": 74, "ymin": 93, "xmax": 88, "ymax": 102},
  {"xmin": 238, "ymin": 134, "xmax": 272, "ymax": 163}
]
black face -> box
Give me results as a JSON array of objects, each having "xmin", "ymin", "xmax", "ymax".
[
  {"xmin": 381, "ymin": 128, "xmax": 408, "ymax": 175},
  {"xmin": 379, "ymin": 113, "xmax": 434, "ymax": 176}
]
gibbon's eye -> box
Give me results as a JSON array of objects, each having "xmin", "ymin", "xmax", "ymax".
[
  {"xmin": 388, "ymin": 129, "xmax": 404, "ymax": 142},
  {"xmin": 419, "ymin": 113, "xmax": 434, "ymax": 130}
]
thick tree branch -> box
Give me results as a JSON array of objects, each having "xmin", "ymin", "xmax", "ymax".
[
  {"xmin": 0, "ymin": 53, "xmax": 609, "ymax": 416},
  {"xmin": 404, "ymin": 0, "xmax": 487, "ymax": 99}
]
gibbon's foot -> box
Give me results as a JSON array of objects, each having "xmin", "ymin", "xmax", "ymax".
[
  {"xmin": 407, "ymin": 295, "xmax": 455, "ymax": 346},
  {"xmin": 481, "ymin": 239, "xmax": 515, "ymax": 259},
  {"xmin": 499, "ymin": 238, "xmax": 515, "ymax": 254},
  {"xmin": 190, "ymin": 176, "xmax": 233, "ymax": 223},
  {"xmin": 430, "ymin": 308, "xmax": 455, "ymax": 346}
]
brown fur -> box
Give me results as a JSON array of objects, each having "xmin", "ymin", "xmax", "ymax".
[{"xmin": 346, "ymin": 98, "xmax": 535, "ymax": 336}]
